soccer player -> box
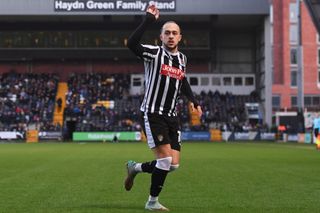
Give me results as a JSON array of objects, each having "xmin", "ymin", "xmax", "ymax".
[
  {"xmin": 313, "ymin": 113, "xmax": 320, "ymax": 148},
  {"xmin": 124, "ymin": 5, "xmax": 202, "ymax": 211}
]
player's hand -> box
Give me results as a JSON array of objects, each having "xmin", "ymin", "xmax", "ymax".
[
  {"xmin": 190, "ymin": 102, "xmax": 203, "ymax": 117},
  {"xmin": 146, "ymin": 5, "xmax": 159, "ymax": 20}
]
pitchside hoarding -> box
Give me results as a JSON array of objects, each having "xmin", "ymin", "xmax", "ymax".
[
  {"xmin": 181, "ymin": 132, "xmax": 211, "ymax": 141},
  {"xmin": 73, "ymin": 131, "xmax": 141, "ymax": 141},
  {"xmin": 0, "ymin": 131, "xmax": 24, "ymax": 140},
  {"xmin": 38, "ymin": 132, "xmax": 63, "ymax": 140},
  {"xmin": 54, "ymin": 0, "xmax": 176, "ymax": 12}
]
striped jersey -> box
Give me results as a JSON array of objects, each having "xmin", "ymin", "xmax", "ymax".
[{"xmin": 139, "ymin": 44, "xmax": 187, "ymax": 116}]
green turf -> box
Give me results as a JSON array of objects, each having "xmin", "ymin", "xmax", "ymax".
[{"xmin": 0, "ymin": 142, "xmax": 320, "ymax": 213}]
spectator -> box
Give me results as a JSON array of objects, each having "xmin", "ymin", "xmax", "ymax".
[{"xmin": 56, "ymin": 98, "xmax": 62, "ymax": 112}]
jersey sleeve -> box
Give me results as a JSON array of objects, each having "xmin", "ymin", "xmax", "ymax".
[
  {"xmin": 127, "ymin": 12, "xmax": 158, "ymax": 61},
  {"xmin": 140, "ymin": 44, "xmax": 160, "ymax": 61},
  {"xmin": 180, "ymin": 77, "xmax": 199, "ymax": 108},
  {"xmin": 179, "ymin": 54, "xmax": 199, "ymax": 107}
]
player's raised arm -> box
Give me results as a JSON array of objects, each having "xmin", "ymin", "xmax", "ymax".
[
  {"xmin": 127, "ymin": 5, "xmax": 159, "ymax": 57},
  {"xmin": 146, "ymin": 5, "xmax": 160, "ymax": 20}
]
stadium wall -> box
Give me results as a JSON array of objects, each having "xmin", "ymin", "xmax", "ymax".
[
  {"xmin": 0, "ymin": 61, "xmax": 140, "ymax": 80},
  {"xmin": 272, "ymin": 0, "xmax": 320, "ymax": 109},
  {"xmin": 0, "ymin": 60, "xmax": 209, "ymax": 81}
]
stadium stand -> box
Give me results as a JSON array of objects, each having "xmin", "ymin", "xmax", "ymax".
[
  {"xmin": 64, "ymin": 73, "xmax": 142, "ymax": 132},
  {"xmin": 0, "ymin": 70, "xmax": 263, "ymax": 139},
  {"xmin": 63, "ymin": 72, "xmax": 260, "ymax": 133},
  {"xmin": 0, "ymin": 71, "xmax": 59, "ymax": 131}
]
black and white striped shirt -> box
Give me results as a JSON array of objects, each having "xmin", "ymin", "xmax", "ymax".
[
  {"xmin": 127, "ymin": 12, "xmax": 198, "ymax": 117},
  {"xmin": 140, "ymin": 45, "xmax": 187, "ymax": 116}
]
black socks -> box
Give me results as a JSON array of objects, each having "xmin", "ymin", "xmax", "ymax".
[
  {"xmin": 141, "ymin": 160, "xmax": 157, "ymax": 173},
  {"xmin": 150, "ymin": 167, "xmax": 169, "ymax": 197}
]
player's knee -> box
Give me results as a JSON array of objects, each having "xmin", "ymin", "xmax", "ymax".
[
  {"xmin": 155, "ymin": 157, "xmax": 172, "ymax": 171},
  {"xmin": 170, "ymin": 164, "xmax": 179, "ymax": 172}
]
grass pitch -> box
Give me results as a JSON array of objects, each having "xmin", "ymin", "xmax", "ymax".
[{"xmin": 0, "ymin": 142, "xmax": 319, "ymax": 213}]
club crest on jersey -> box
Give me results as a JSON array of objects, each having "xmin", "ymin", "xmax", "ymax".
[{"xmin": 160, "ymin": 64, "xmax": 185, "ymax": 80}]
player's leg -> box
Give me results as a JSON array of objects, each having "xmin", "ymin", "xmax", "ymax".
[
  {"xmin": 168, "ymin": 118, "xmax": 181, "ymax": 172},
  {"xmin": 124, "ymin": 113, "xmax": 157, "ymax": 191},
  {"xmin": 134, "ymin": 160, "xmax": 157, "ymax": 173},
  {"xmin": 129, "ymin": 128, "xmax": 181, "ymax": 175},
  {"xmin": 315, "ymin": 128, "xmax": 320, "ymax": 149},
  {"xmin": 170, "ymin": 149, "xmax": 180, "ymax": 172},
  {"xmin": 314, "ymin": 128, "xmax": 319, "ymax": 145},
  {"xmin": 125, "ymin": 148, "xmax": 178, "ymax": 192},
  {"xmin": 124, "ymin": 159, "xmax": 157, "ymax": 191},
  {"xmin": 124, "ymin": 113, "xmax": 168, "ymax": 191},
  {"xmin": 145, "ymin": 144, "xmax": 171, "ymax": 211},
  {"xmin": 145, "ymin": 116, "xmax": 182, "ymax": 211},
  {"xmin": 144, "ymin": 147, "xmax": 179, "ymax": 211},
  {"xmin": 135, "ymin": 113, "xmax": 158, "ymax": 173},
  {"xmin": 144, "ymin": 114, "xmax": 175, "ymax": 211},
  {"xmin": 126, "ymin": 146, "xmax": 179, "ymax": 177},
  {"xmin": 127, "ymin": 145, "xmax": 179, "ymax": 176}
]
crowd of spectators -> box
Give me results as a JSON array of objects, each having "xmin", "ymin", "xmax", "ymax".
[
  {"xmin": 0, "ymin": 72, "xmax": 59, "ymax": 132},
  {"xmin": 194, "ymin": 90, "xmax": 260, "ymax": 131},
  {"xmin": 176, "ymin": 90, "xmax": 261, "ymax": 131},
  {"xmin": 64, "ymin": 73, "xmax": 141, "ymax": 131},
  {"xmin": 66, "ymin": 72, "xmax": 130, "ymax": 107},
  {"xmin": 0, "ymin": 71, "xmax": 264, "ymax": 135},
  {"xmin": 64, "ymin": 72, "xmax": 263, "ymax": 132}
]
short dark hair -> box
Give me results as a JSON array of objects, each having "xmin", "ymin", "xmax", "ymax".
[{"xmin": 161, "ymin": 21, "xmax": 181, "ymax": 34}]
